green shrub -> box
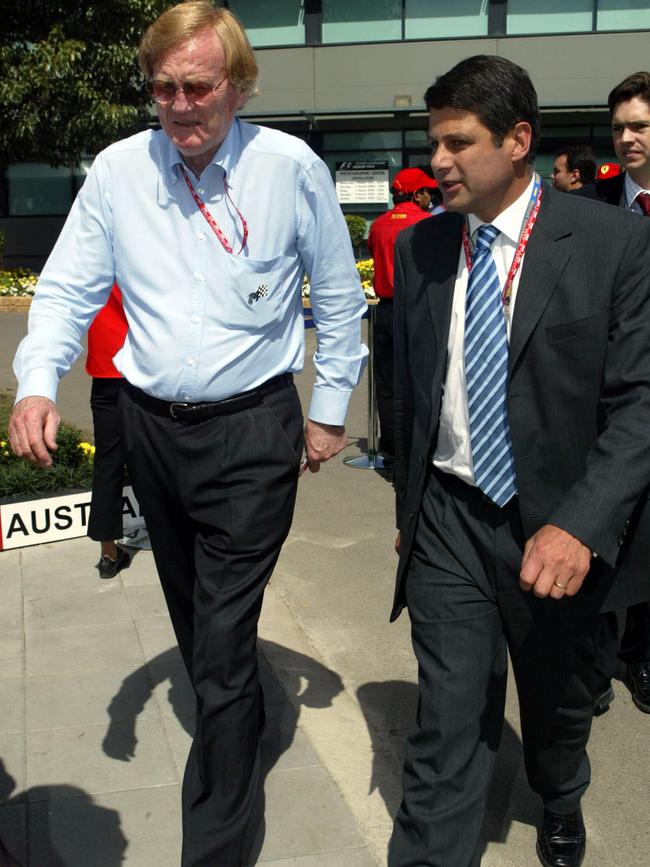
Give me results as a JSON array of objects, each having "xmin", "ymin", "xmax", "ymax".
[{"xmin": 344, "ymin": 214, "xmax": 367, "ymax": 255}]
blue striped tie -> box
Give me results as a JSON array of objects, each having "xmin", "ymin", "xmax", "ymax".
[{"xmin": 464, "ymin": 224, "xmax": 516, "ymax": 507}]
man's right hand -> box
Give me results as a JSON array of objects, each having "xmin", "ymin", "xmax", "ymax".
[{"xmin": 8, "ymin": 396, "xmax": 61, "ymax": 468}]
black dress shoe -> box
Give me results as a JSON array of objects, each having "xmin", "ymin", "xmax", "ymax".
[
  {"xmin": 96, "ymin": 544, "xmax": 132, "ymax": 580},
  {"xmin": 625, "ymin": 661, "xmax": 650, "ymax": 713},
  {"xmin": 536, "ymin": 808, "xmax": 586, "ymax": 867},
  {"xmin": 593, "ymin": 683, "xmax": 615, "ymax": 716}
]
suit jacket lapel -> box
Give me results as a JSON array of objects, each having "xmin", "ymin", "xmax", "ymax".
[
  {"xmin": 423, "ymin": 213, "xmax": 462, "ymax": 353},
  {"xmin": 509, "ymin": 188, "xmax": 573, "ymax": 373}
]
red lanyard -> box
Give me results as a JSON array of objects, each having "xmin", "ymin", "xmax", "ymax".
[
  {"xmin": 180, "ymin": 166, "xmax": 248, "ymax": 255},
  {"xmin": 462, "ymin": 176, "xmax": 542, "ymax": 310}
]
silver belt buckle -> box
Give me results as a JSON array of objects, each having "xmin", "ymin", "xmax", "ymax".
[{"xmin": 169, "ymin": 402, "xmax": 190, "ymax": 420}]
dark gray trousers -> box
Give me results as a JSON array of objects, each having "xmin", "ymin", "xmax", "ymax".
[
  {"xmin": 119, "ymin": 379, "xmax": 303, "ymax": 867},
  {"xmin": 389, "ymin": 468, "xmax": 601, "ymax": 867}
]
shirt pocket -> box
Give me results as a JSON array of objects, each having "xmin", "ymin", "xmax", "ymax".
[{"xmin": 227, "ymin": 253, "xmax": 293, "ymax": 330}]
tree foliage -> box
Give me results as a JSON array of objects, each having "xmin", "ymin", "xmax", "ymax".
[{"xmin": 0, "ymin": 0, "xmax": 176, "ymax": 168}]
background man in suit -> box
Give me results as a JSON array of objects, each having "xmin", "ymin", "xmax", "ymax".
[
  {"xmin": 550, "ymin": 144, "xmax": 598, "ymax": 198},
  {"xmin": 388, "ymin": 55, "xmax": 650, "ymax": 867},
  {"xmin": 367, "ymin": 168, "xmax": 437, "ymax": 466},
  {"xmin": 595, "ymin": 71, "xmax": 650, "ymax": 717},
  {"xmin": 598, "ymin": 71, "xmax": 650, "ymax": 214}
]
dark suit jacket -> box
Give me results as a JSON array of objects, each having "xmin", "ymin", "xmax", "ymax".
[
  {"xmin": 596, "ymin": 172, "xmax": 626, "ymax": 206},
  {"xmin": 568, "ymin": 183, "xmax": 599, "ymax": 200},
  {"xmin": 391, "ymin": 185, "xmax": 650, "ymax": 620}
]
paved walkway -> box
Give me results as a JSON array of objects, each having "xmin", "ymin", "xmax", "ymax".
[{"xmin": 2, "ymin": 310, "xmax": 649, "ymax": 866}]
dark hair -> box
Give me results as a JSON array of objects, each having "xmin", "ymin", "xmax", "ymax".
[
  {"xmin": 608, "ymin": 71, "xmax": 650, "ymax": 115},
  {"xmin": 424, "ymin": 55, "xmax": 540, "ymax": 164},
  {"xmin": 555, "ymin": 144, "xmax": 597, "ymax": 184}
]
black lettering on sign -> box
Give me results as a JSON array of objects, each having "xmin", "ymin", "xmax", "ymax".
[
  {"xmin": 31, "ymin": 510, "xmax": 51, "ymax": 535},
  {"xmin": 73, "ymin": 502, "xmax": 91, "ymax": 526},
  {"xmin": 122, "ymin": 495, "xmax": 137, "ymax": 519},
  {"xmin": 54, "ymin": 505, "xmax": 73, "ymax": 530},
  {"xmin": 7, "ymin": 513, "xmax": 29, "ymax": 539}
]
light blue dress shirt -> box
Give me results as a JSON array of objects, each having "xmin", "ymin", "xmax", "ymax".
[{"xmin": 14, "ymin": 119, "xmax": 368, "ymax": 425}]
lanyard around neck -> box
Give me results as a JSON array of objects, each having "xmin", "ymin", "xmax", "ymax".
[
  {"xmin": 180, "ymin": 165, "xmax": 248, "ymax": 255},
  {"xmin": 462, "ymin": 173, "xmax": 542, "ymax": 310}
]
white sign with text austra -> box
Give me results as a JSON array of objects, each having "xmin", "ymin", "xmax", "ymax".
[{"xmin": 0, "ymin": 486, "xmax": 145, "ymax": 551}]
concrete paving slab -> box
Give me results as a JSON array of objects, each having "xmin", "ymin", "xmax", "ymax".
[
  {"xmin": 118, "ymin": 548, "xmax": 160, "ymax": 586},
  {"xmin": 160, "ymin": 714, "xmax": 192, "ymax": 776},
  {"xmin": 27, "ymin": 667, "xmax": 160, "ymax": 731},
  {"xmin": 0, "ymin": 732, "xmax": 26, "ymax": 802},
  {"xmin": 20, "ymin": 538, "xmax": 100, "ymax": 597},
  {"xmin": 27, "ymin": 719, "xmax": 178, "ymax": 797},
  {"xmin": 262, "ymin": 701, "xmax": 320, "ymax": 773},
  {"xmin": 0, "ymin": 555, "xmax": 23, "ymax": 634},
  {"xmin": 26, "ymin": 621, "xmax": 144, "ymax": 676},
  {"xmin": 259, "ymin": 851, "xmax": 379, "ymax": 866},
  {"xmin": 0, "ymin": 679, "xmax": 25, "ymax": 734},
  {"xmin": 28, "ymin": 784, "xmax": 179, "ymax": 867},
  {"xmin": 125, "ymin": 583, "xmax": 170, "ymax": 621},
  {"xmin": 24, "ymin": 583, "xmax": 132, "ymax": 632},
  {"xmin": 252, "ymin": 765, "xmax": 368, "ymax": 863},
  {"xmin": 136, "ymin": 618, "xmax": 183, "ymax": 663},
  {"xmin": 0, "ymin": 632, "xmax": 24, "ymax": 677}
]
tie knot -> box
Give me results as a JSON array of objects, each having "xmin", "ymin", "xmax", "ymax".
[
  {"xmin": 474, "ymin": 224, "xmax": 500, "ymax": 253},
  {"xmin": 636, "ymin": 192, "xmax": 650, "ymax": 216}
]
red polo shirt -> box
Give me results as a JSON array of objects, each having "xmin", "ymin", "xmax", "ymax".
[
  {"xmin": 85, "ymin": 284, "xmax": 127, "ymax": 378},
  {"xmin": 368, "ymin": 202, "xmax": 432, "ymax": 298}
]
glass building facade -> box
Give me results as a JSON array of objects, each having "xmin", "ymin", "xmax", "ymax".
[{"xmin": 1, "ymin": 0, "xmax": 647, "ymax": 266}]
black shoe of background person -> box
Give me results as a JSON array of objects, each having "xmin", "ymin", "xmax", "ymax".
[
  {"xmin": 625, "ymin": 661, "xmax": 650, "ymax": 713},
  {"xmin": 536, "ymin": 808, "xmax": 586, "ymax": 867},
  {"xmin": 593, "ymin": 683, "xmax": 615, "ymax": 717},
  {"xmin": 96, "ymin": 544, "xmax": 132, "ymax": 580}
]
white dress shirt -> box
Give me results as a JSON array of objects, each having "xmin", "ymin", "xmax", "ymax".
[
  {"xmin": 14, "ymin": 118, "xmax": 368, "ymax": 425},
  {"xmin": 433, "ymin": 176, "xmax": 537, "ymax": 484}
]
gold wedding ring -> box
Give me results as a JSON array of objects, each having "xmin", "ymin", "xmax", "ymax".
[{"xmin": 553, "ymin": 579, "xmax": 568, "ymax": 590}]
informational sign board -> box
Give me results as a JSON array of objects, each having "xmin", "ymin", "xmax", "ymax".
[
  {"xmin": 335, "ymin": 161, "xmax": 389, "ymax": 204},
  {"xmin": 0, "ymin": 485, "xmax": 145, "ymax": 551}
]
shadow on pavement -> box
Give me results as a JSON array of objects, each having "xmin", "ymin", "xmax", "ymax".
[
  {"xmin": 100, "ymin": 640, "xmax": 343, "ymax": 866},
  {"xmin": 0, "ymin": 759, "xmax": 128, "ymax": 867},
  {"xmin": 356, "ymin": 679, "xmax": 539, "ymax": 854}
]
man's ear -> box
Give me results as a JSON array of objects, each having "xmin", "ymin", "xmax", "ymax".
[{"xmin": 510, "ymin": 121, "xmax": 532, "ymax": 164}]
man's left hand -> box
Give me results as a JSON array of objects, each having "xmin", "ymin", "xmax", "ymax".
[
  {"xmin": 520, "ymin": 524, "xmax": 592, "ymax": 599},
  {"xmin": 303, "ymin": 419, "xmax": 347, "ymax": 473}
]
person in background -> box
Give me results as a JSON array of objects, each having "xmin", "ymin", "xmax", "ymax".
[
  {"xmin": 8, "ymin": 4, "xmax": 367, "ymax": 865},
  {"xmin": 86, "ymin": 283, "xmax": 131, "ymax": 579},
  {"xmin": 550, "ymin": 144, "xmax": 598, "ymax": 198},
  {"xmin": 367, "ymin": 168, "xmax": 437, "ymax": 467},
  {"xmin": 594, "ymin": 71, "xmax": 650, "ymax": 718}
]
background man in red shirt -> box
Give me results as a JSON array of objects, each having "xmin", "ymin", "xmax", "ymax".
[{"xmin": 368, "ymin": 168, "xmax": 438, "ymax": 468}]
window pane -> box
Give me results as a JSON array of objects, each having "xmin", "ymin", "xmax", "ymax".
[
  {"xmin": 322, "ymin": 0, "xmax": 401, "ymax": 44},
  {"xmin": 405, "ymin": 130, "xmax": 431, "ymax": 148},
  {"xmin": 322, "ymin": 131, "xmax": 402, "ymax": 149},
  {"xmin": 406, "ymin": 0, "xmax": 489, "ymax": 39},
  {"xmin": 228, "ymin": 0, "xmax": 305, "ymax": 46},
  {"xmin": 7, "ymin": 163, "xmax": 73, "ymax": 216},
  {"xmin": 507, "ymin": 0, "xmax": 593, "ymax": 35},
  {"xmin": 597, "ymin": 0, "xmax": 650, "ymax": 30}
]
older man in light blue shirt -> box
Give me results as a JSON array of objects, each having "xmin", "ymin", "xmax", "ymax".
[{"xmin": 10, "ymin": 4, "xmax": 366, "ymax": 865}]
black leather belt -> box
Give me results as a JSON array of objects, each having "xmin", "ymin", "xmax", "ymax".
[{"xmin": 125, "ymin": 373, "xmax": 293, "ymax": 423}]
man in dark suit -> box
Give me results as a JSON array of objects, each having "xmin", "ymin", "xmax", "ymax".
[
  {"xmin": 388, "ymin": 55, "xmax": 650, "ymax": 867},
  {"xmin": 593, "ymin": 71, "xmax": 650, "ymax": 718},
  {"xmin": 550, "ymin": 144, "xmax": 598, "ymax": 199}
]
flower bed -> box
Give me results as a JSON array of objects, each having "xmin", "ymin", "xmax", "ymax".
[
  {"xmin": 0, "ymin": 269, "xmax": 37, "ymax": 297},
  {"xmin": 302, "ymin": 259, "xmax": 376, "ymax": 301}
]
